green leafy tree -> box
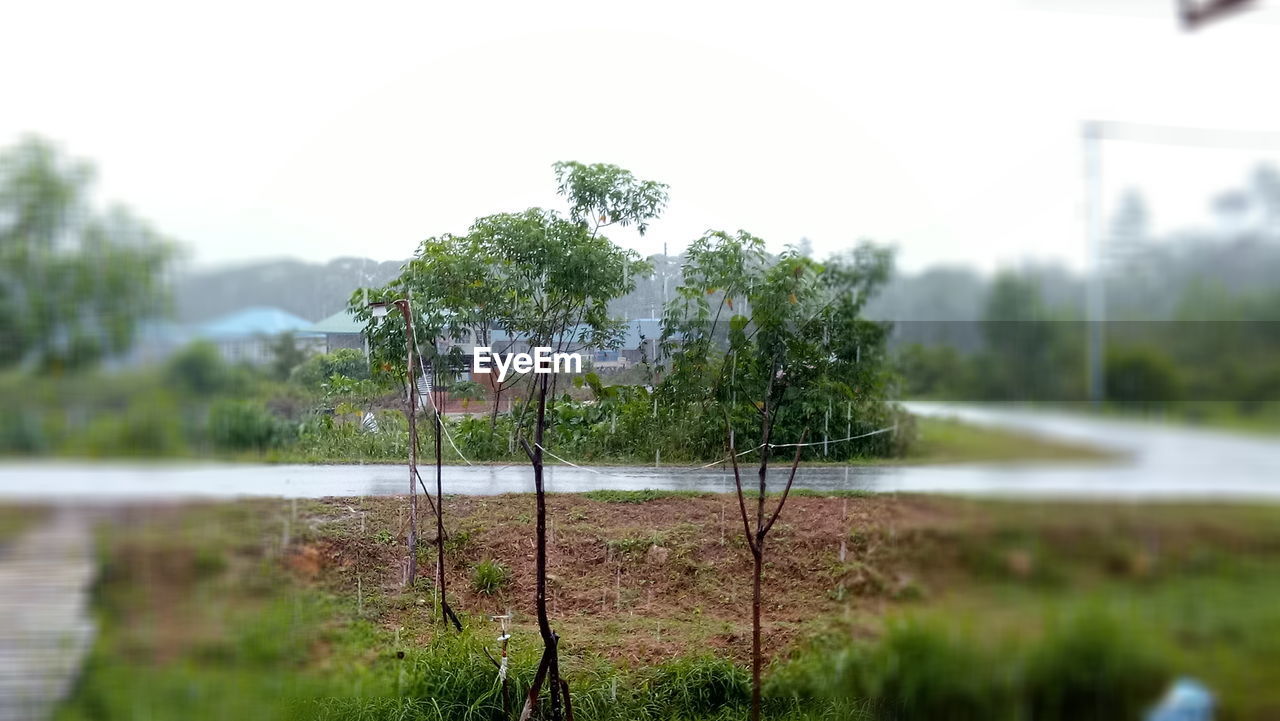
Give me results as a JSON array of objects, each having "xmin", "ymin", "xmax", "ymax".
[
  {"xmin": 1105, "ymin": 346, "xmax": 1184, "ymax": 408},
  {"xmin": 503, "ymin": 168, "xmax": 659, "ymax": 720},
  {"xmin": 290, "ymin": 348, "xmax": 371, "ymax": 389},
  {"xmin": 895, "ymin": 343, "xmax": 975, "ymax": 399},
  {"xmin": 981, "ymin": 272, "xmax": 1083, "ymax": 401},
  {"xmin": 267, "ymin": 332, "xmax": 308, "ymax": 381},
  {"xmin": 352, "ymin": 163, "xmax": 662, "ymax": 719},
  {"xmin": 552, "ymin": 161, "xmax": 668, "ymax": 237},
  {"xmin": 166, "ymin": 341, "xmax": 233, "ymax": 396},
  {"xmin": 450, "ymin": 380, "xmax": 487, "ymax": 412},
  {"xmin": 350, "ymin": 230, "xmax": 515, "ymax": 424},
  {"xmin": 662, "ymin": 231, "xmax": 893, "ymax": 721},
  {"xmin": 0, "ymin": 137, "xmax": 174, "ymax": 371}
]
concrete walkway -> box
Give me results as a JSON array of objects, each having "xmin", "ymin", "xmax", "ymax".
[{"xmin": 0, "ymin": 508, "xmax": 96, "ymax": 721}]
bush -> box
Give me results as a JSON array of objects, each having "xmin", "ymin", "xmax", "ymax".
[
  {"xmin": 167, "ymin": 341, "xmax": 234, "ymax": 395},
  {"xmin": 295, "ymin": 410, "xmax": 407, "ymax": 461},
  {"xmin": 769, "ymin": 612, "xmax": 1170, "ymax": 721},
  {"xmin": 208, "ymin": 400, "xmax": 291, "ymax": 452},
  {"xmin": 449, "ymin": 380, "xmax": 488, "ymax": 412},
  {"xmin": 0, "ymin": 409, "xmax": 47, "ymax": 454},
  {"xmin": 1106, "ymin": 346, "xmax": 1184, "ymax": 407},
  {"xmin": 894, "ymin": 343, "xmax": 976, "ymax": 399},
  {"xmin": 396, "ymin": 630, "xmax": 537, "ymax": 720},
  {"xmin": 451, "ymin": 414, "xmax": 515, "ymax": 461},
  {"xmin": 843, "ymin": 621, "xmax": 1008, "ymax": 721},
  {"xmin": 81, "ymin": 392, "xmax": 189, "ymax": 457},
  {"xmin": 1022, "ymin": 611, "xmax": 1170, "ymax": 721},
  {"xmin": 290, "ymin": 349, "xmax": 370, "ymax": 389},
  {"xmin": 645, "ymin": 655, "xmax": 750, "ymax": 717},
  {"xmin": 470, "ymin": 559, "xmax": 510, "ymax": 595}
]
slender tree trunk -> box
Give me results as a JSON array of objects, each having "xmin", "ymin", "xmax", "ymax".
[
  {"xmin": 726, "ymin": 389, "xmax": 805, "ymax": 721},
  {"xmin": 519, "ymin": 648, "xmax": 552, "ymax": 721},
  {"xmin": 523, "ymin": 372, "xmax": 565, "ymax": 720},
  {"xmin": 748, "ymin": 374, "xmax": 774, "ymax": 721},
  {"xmin": 402, "ymin": 303, "xmax": 418, "ymax": 588},
  {"xmin": 560, "ymin": 678, "xmax": 575, "ymax": 721},
  {"xmin": 490, "ymin": 382, "xmax": 503, "ymax": 428},
  {"xmin": 751, "ymin": 543, "xmax": 763, "ymax": 721}
]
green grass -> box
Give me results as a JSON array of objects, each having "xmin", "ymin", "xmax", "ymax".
[
  {"xmin": 469, "ymin": 559, "xmax": 510, "ymax": 595},
  {"xmin": 1106, "ymin": 400, "xmax": 1280, "ymax": 436},
  {"xmin": 899, "ymin": 416, "xmax": 1116, "ymax": 465},
  {"xmin": 581, "ymin": 489, "xmax": 711, "ymax": 503},
  {"xmin": 55, "ymin": 496, "xmax": 1280, "ymax": 721},
  {"xmin": 274, "ymin": 415, "xmax": 1114, "ymax": 469}
]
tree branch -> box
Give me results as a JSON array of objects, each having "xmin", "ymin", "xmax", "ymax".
[
  {"xmin": 482, "ymin": 646, "xmax": 501, "ymax": 669},
  {"xmin": 762, "ymin": 429, "xmax": 807, "ymax": 537},
  {"xmin": 518, "ymin": 647, "xmax": 552, "ymax": 721},
  {"xmin": 725, "ymin": 411, "xmax": 758, "ymax": 556}
]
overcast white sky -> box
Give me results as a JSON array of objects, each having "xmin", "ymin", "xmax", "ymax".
[{"xmin": 5, "ymin": 0, "xmax": 1280, "ymax": 273}]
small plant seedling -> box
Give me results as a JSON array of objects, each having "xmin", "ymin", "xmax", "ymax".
[{"xmin": 471, "ymin": 559, "xmax": 511, "ymax": 595}]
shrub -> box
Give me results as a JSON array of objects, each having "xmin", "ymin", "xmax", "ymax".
[
  {"xmin": 0, "ymin": 409, "xmax": 47, "ymax": 454},
  {"xmin": 295, "ymin": 410, "xmax": 406, "ymax": 461},
  {"xmin": 768, "ymin": 621, "xmax": 1009, "ymax": 721},
  {"xmin": 770, "ymin": 612, "xmax": 1170, "ymax": 721},
  {"xmin": 290, "ymin": 349, "xmax": 371, "ymax": 389},
  {"xmin": 450, "ymin": 380, "xmax": 488, "ymax": 412},
  {"xmin": 208, "ymin": 400, "xmax": 291, "ymax": 452},
  {"xmin": 470, "ymin": 559, "xmax": 510, "ymax": 595},
  {"xmin": 845, "ymin": 621, "xmax": 1009, "ymax": 721},
  {"xmin": 450, "ymin": 414, "xmax": 514, "ymax": 461},
  {"xmin": 82, "ymin": 393, "xmax": 188, "ymax": 457},
  {"xmin": 1106, "ymin": 346, "xmax": 1184, "ymax": 407},
  {"xmin": 645, "ymin": 655, "xmax": 750, "ymax": 717},
  {"xmin": 167, "ymin": 341, "xmax": 233, "ymax": 395},
  {"xmin": 1022, "ymin": 611, "xmax": 1170, "ymax": 721}
]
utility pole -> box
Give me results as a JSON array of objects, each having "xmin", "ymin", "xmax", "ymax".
[
  {"xmin": 1083, "ymin": 121, "xmax": 1106, "ymax": 405},
  {"xmin": 434, "ymin": 357, "xmax": 461, "ymax": 630},
  {"xmin": 662, "ymin": 241, "xmax": 669, "ymax": 310},
  {"xmin": 369, "ymin": 299, "xmax": 420, "ymax": 586},
  {"xmin": 1080, "ymin": 120, "xmax": 1280, "ymax": 406}
]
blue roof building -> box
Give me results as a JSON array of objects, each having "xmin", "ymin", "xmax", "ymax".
[
  {"xmin": 195, "ymin": 306, "xmax": 323, "ymax": 364},
  {"xmin": 198, "ymin": 307, "xmax": 319, "ymax": 339}
]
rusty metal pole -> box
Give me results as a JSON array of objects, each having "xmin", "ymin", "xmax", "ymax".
[
  {"xmin": 397, "ymin": 300, "xmax": 419, "ymax": 588},
  {"xmin": 435, "ymin": 361, "xmax": 461, "ymax": 630}
]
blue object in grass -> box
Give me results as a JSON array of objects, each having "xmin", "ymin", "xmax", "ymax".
[{"xmin": 1145, "ymin": 678, "xmax": 1214, "ymax": 721}]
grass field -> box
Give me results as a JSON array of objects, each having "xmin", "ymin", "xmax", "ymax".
[
  {"xmin": 44, "ymin": 492, "xmax": 1280, "ymax": 720},
  {"xmin": 894, "ymin": 416, "xmax": 1116, "ymax": 465},
  {"xmin": 1107, "ymin": 401, "xmax": 1280, "ymax": 436}
]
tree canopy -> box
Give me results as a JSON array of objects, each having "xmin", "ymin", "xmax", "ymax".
[
  {"xmin": 0, "ymin": 136, "xmax": 174, "ymax": 371},
  {"xmin": 351, "ymin": 163, "xmax": 662, "ymax": 384},
  {"xmin": 660, "ymin": 232, "xmax": 897, "ymax": 456}
]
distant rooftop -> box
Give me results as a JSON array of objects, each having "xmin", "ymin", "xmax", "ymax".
[
  {"xmin": 198, "ymin": 307, "xmax": 319, "ymax": 339},
  {"xmin": 305, "ymin": 309, "xmax": 364, "ymax": 335},
  {"xmin": 489, "ymin": 318, "xmax": 663, "ymax": 349}
]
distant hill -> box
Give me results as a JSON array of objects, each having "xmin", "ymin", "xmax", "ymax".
[
  {"xmin": 174, "ymin": 257, "xmax": 404, "ymax": 323},
  {"xmin": 172, "ymin": 229, "xmax": 1280, "ymax": 329}
]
